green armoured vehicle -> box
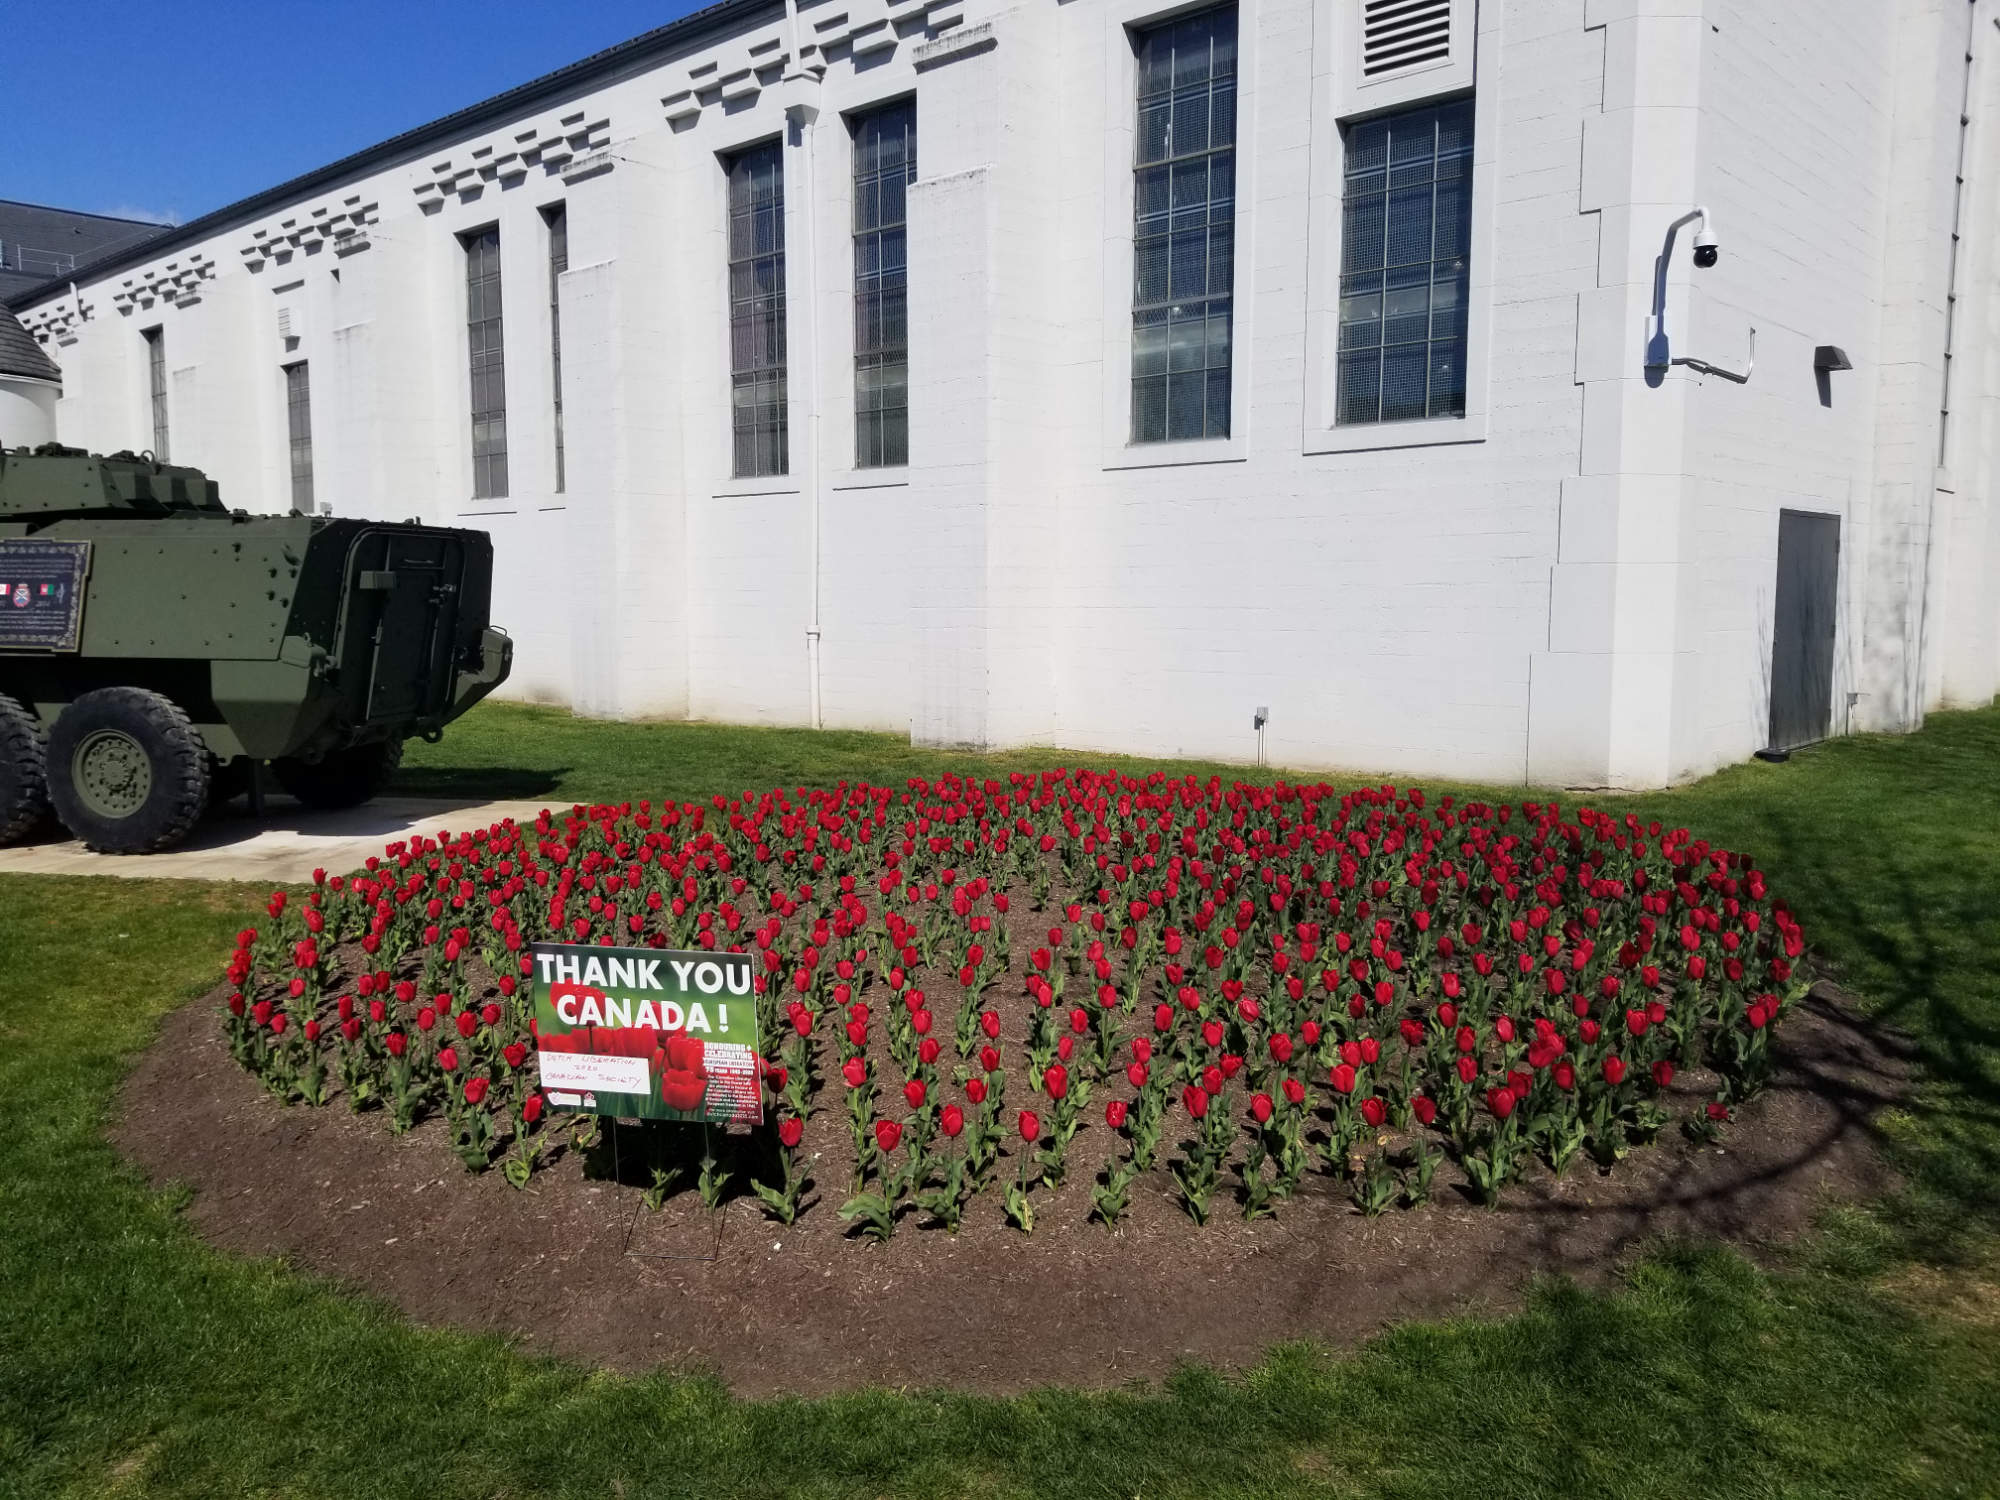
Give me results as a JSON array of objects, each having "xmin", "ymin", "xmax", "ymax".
[{"xmin": 0, "ymin": 444, "xmax": 511, "ymax": 853}]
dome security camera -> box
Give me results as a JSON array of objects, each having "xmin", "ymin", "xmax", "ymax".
[{"xmin": 1693, "ymin": 227, "xmax": 1720, "ymax": 268}]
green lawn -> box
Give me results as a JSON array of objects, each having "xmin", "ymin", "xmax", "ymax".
[
  {"xmin": 5, "ymin": 703, "xmax": 2000, "ymax": 1498},
  {"xmin": 395, "ymin": 699, "xmax": 1341, "ymax": 806}
]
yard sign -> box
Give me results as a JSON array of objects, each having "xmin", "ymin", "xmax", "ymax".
[{"xmin": 528, "ymin": 943, "xmax": 762, "ymax": 1125}]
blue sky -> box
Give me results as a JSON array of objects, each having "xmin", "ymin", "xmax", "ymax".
[{"xmin": 5, "ymin": 1, "xmax": 710, "ymax": 226}]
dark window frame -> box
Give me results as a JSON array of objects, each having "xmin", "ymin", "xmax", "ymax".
[
  {"xmin": 851, "ymin": 98, "xmax": 916, "ymax": 469},
  {"xmin": 1333, "ymin": 95, "xmax": 1475, "ymax": 427},
  {"xmin": 461, "ymin": 224, "xmax": 509, "ymax": 499},
  {"xmin": 143, "ymin": 325, "xmax": 169, "ymax": 461},
  {"xmin": 542, "ymin": 204, "xmax": 567, "ymax": 493},
  {"xmin": 283, "ymin": 360, "xmax": 313, "ymax": 512},
  {"xmin": 726, "ymin": 139, "xmax": 789, "ymax": 479},
  {"xmin": 1129, "ymin": 4, "xmax": 1238, "ymax": 446}
]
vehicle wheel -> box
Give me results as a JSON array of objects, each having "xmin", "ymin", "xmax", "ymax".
[
  {"xmin": 47, "ymin": 687, "xmax": 211, "ymax": 854},
  {"xmin": 0, "ymin": 692, "xmax": 50, "ymax": 845},
  {"xmin": 271, "ymin": 739, "xmax": 404, "ymax": 810}
]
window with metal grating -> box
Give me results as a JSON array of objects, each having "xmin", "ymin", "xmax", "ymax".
[
  {"xmin": 462, "ymin": 226, "xmax": 508, "ymax": 500},
  {"xmin": 852, "ymin": 100, "xmax": 915, "ymax": 470},
  {"xmin": 1129, "ymin": 3, "xmax": 1238, "ymax": 445},
  {"xmin": 284, "ymin": 361, "xmax": 313, "ymax": 512},
  {"xmin": 727, "ymin": 140, "xmax": 788, "ymax": 479}
]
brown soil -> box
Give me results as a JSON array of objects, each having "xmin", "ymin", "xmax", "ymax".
[{"xmin": 116, "ymin": 981, "xmax": 1913, "ymax": 1397}]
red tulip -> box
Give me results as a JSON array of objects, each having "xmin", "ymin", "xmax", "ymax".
[
  {"xmin": 1182, "ymin": 1085, "xmax": 1209, "ymax": 1119},
  {"xmin": 1105, "ymin": 1099, "xmax": 1129, "ymax": 1129},
  {"xmin": 1250, "ymin": 1091, "xmax": 1274, "ymax": 1123},
  {"xmin": 1486, "ymin": 1085, "xmax": 1517, "ymax": 1120},
  {"xmin": 842, "ymin": 1057, "xmax": 868, "ymax": 1089},
  {"xmin": 1411, "ymin": 1094, "xmax": 1437, "ymax": 1125},
  {"xmin": 463, "ymin": 1076, "xmax": 489, "ymax": 1106},
  {"xmin": 1651, "ymin": 1059, "xmax": 1675, "ymax": 1088},
  {"xmin": 965, "ymin": 1076, "xmax": 988, "ymax": 1104},
  {"xmin": 1330, "ymin": 1063, "xmax": 1357, "ymax": 1095},
  {"xmin": 660, "ymin": 1070, "xmax": 705, "ymax": 1111},
  {"xmin": 1282, "ymin": 1077, "xmax": 1306, "ymax": 1106},
  {"xmin": 1018, "ymin": 1110, "xmax": 1041, "ymax": 1143},
  {"xmin": 1603, "ymin": 1055, "xmax": 1628, "ymax": 1085},
  {"xmin": 778, "ymin": 1116, "xmax": 804, "ymax": 1148},
  {"xmin": 903, "ymin": 1079, "xmax": 927, "ymax": 1110},
  {"xmin": 1359, "ymin": 1096, "xmax": 1387, "ymax": 1128},
  {"xmin": 875, "ymin": 1119, "xmax": 903, "ymax": 1153},
  {"xmin": 940, "ymin": 1104, "xmax": 965, "ymax": 1137}
]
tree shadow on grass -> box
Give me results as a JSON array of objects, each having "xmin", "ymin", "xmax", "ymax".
[{"xmin": 1702, "ymin": 799, "xmax": 2000, "ymax": 1266}]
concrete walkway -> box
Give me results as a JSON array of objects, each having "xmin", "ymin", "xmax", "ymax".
[{"xmin": 0, "ymin": 796, "xmax": 557, "ymax": 885}]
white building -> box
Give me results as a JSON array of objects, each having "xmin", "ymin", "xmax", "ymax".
[{"xmin": 9, "ymin": 0, "xmax": 2000, "ymax": 787}]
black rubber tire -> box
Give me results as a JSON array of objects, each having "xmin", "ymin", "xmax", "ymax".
[
  {"xmin": 271, "ymin": 739, "xmax": 404, "ymax": 811},
  {"xmin": 46, "ymin": 687, "xmax": 211, "ymax": 854},
  {"xmin": 0, "ymin": 692, "xmax": 50, "ymax": 845}
]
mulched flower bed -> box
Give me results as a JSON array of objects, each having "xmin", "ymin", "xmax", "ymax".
[
  {"xmin": 123, "ymin": 982, "xmax": 1906, "ymax": 1394},
  {"xmin": 117, "ymin": 771, "xmax": 1914, "ymax": 1391}
]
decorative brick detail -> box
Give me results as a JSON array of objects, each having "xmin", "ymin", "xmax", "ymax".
[
  {"xmin": 412, "ymin": 112, "xmax": 611, "ymax": 209},
  {"xmin": 17, "ymin": 297, "xmax": 91, "ymax": 348},
  {"xmin": 238, "ymin": 195, "xmax": 381, "ymax": 272},
  {"xmin": 109, "ymin": 255, "xmax": 217, "ymax": 314}
]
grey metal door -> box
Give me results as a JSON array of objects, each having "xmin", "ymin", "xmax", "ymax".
[{"xmin": 1768, "ymin": 510, "xmax": 1840, "ymax": 751}]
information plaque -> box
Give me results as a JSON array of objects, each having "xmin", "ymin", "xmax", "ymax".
[{"xmin": 0, "ymin": 539, "xmax": 90, "ymax": 652}]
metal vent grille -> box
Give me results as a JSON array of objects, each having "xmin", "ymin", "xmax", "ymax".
[{"xmin": 1361, "ymin": 0, "xmax": 1453, "ymax": 76}]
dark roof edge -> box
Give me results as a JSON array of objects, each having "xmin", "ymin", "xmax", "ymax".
[
  {"xmin": 8, "ymin": 0, "xmax": 778, "ymax": 313},
  {"xmin": 0, "ymin": 199, "xmax": 171, "ymax": 227}
]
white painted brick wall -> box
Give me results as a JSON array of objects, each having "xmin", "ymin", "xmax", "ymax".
[{"xmin": 14, "ymin": 0, "xmax": 1996, "ymax": 786}]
